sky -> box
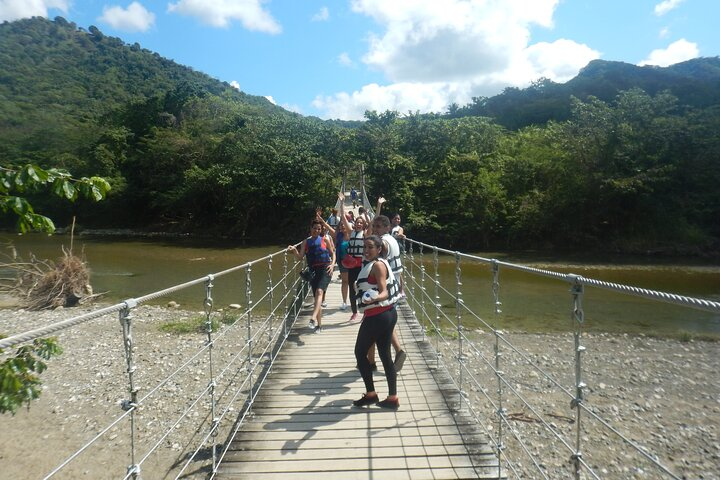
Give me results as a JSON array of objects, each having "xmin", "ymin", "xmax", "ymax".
[{"xmin": 1, "ymin": 0, "xmax": 718, "ymax": 120}]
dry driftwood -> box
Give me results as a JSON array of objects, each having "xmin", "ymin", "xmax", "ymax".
[{"xmin": 0, "ymin": 243, "xmax": 98, "ymax": 310}]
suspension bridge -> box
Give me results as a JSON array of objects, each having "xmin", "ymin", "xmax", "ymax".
[{"xmin": 1, "ymin": 188, "xmax": 719, "ymax": 479}]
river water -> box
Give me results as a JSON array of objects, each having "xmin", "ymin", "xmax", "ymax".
[{"xmin": 1, "ymin": 233, "xmax": 718, "ymax": 336}]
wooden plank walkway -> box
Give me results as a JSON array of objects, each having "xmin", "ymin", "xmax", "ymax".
[{"xmin": 216, "ymin": 275, "xmax": 503, "ymax": 479}]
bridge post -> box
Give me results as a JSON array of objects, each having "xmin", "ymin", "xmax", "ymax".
[
  {"xmin": 203, "ymin": 275, "xmax": 219, "ymax": 472},
  {"xmin": 491, "ymin": 260, "xmax": 506, "ymax": 479},
  {"xmin": 245, "ymin": 265, "xmax": 255, "ymax": 402},
  {"xmin": 454, "ymin": 252, "xmax": 466, "ymax": 410},
  {"xmin": 568, "ymin": 274, "xmax": 586, "ymax": 479},
  {"xmin": 119, "ymin": 299, "xmax": 141, "ymax": 480},
  {"xmin": 419, "ymin": 243, "xmax": 427, "ymax": 332},
  {"xmin": 267, "ymin": 256, "xmax": 274, "ymax": 344},
  {"xmin": 433, "ymin": 246, "xmax": 441, "ymax": 369},
  {"xmin": 282, "ymin": 253, "xmax": 289, "ymax": 337},
  {"xmin": 407, "ymin": 241, "xmax": 416, "ymax": 324}
]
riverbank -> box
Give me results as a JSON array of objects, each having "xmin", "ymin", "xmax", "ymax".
[{"xmin": 1, "ymin": 304, "xmax": 718, "ymax": 478}]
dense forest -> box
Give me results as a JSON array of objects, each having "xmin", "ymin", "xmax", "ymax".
[{"xmin": 2, "ymin": 17, "xmax": 719, "ymax": 255}]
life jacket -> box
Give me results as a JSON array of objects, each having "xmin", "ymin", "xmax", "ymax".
[
  {"xmin": 391, "ymin": 226, "xmax": 405, "ymax": 253},
  {"xmin": 354, "ymin": 258, "xmax": 400, "ymax": 311},
  {"xmin": 305, "ymin": 235, "xmax": 332, "ymax": 267},
  {"xmin": 347, "ymin": 229, "xmax": 364, "ymax": 258},
  {"xmin": 382, "ymin": 233, "xmax": 403, "ymax": 274}
]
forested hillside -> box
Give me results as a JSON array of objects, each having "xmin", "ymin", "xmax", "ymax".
[
  {"xmin": 1, "ymin": 17, "xmax": 719, "ymax": 255},
  {"xmin": 452, "ymin": 58, "xmax": 720, "ymax": 129}
]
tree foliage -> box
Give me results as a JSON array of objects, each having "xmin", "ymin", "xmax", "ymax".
[
  {"xmin": 1, "ymin": 164, "xmax": 110, "ymax": 232},
  {"xmin": 0, "ymin": 338, "xmax": 63, "ymax": 414},
  {"xmin": 1, "ymin": 17, "xmax": 719, "ymax": 254}
]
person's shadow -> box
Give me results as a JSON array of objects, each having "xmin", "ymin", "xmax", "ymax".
[{"xmin": 263, "ymin": 368, "xmax": 381, "ymax": 452}]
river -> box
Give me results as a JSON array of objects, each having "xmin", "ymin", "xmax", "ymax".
[{"xmin": 1, "ymin": 233, "xmax": 718, "ymax": 337}]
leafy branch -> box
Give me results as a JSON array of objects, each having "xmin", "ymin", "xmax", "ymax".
[
  {"xmin": 0, "ymin": 338, "xmax": 63, "ymax": 414},
  {"xmin": 0, "ymin": 165, "xmax": 111, "ymax": 233}
]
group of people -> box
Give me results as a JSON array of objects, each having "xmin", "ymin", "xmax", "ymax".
[{"xmin": 287, "ymin": 191, "xmax": 407, "ymax": 410}]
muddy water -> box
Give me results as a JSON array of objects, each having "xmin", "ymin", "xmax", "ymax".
[{"xmin": 1, "ymin": 233, "xmax": 718, "ymax": 336}]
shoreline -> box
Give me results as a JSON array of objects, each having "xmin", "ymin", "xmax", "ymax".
[{"xmin": 6, "ymin": 228, "xmax": 720, "ymax": 262}]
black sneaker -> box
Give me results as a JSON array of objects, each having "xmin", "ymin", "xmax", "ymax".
[
  {"xmin": 377, "ymin": 398, "xmax": 400, "ymax": 410},
  {"xmin": 314, "ymin": 325, "xmax": 323, "ymax": 334},
  {"xmin": 353, "ymin": 393, "xmax": 379, "ymax": 407}
]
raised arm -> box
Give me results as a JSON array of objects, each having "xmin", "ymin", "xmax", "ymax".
[
  {"xmin": 317, "ymin": 212, "xmax": 336, "ymax": 237},
  {"xmin": 375, "ymin": 196, "xmax": 386, "ymax": 217},
  {"xmin": 338, "ymin": 191, "xmax": 352, "ymax": 232}
]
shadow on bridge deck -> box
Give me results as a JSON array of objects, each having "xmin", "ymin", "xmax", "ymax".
[{"xmin": 216, "ymin": 276, "xmax": 504, "ymax": 479}]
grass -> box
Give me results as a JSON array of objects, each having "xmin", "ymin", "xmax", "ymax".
[{"xmin": 159, "ymin": 311, "xmax": 240, "ymax": 334}]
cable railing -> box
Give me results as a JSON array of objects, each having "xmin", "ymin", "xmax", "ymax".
[
  {"xmin": 1, "ymin": 247, "xmax": 311, "ymax": 479},
  {"xmin": 401, "ymin": 238, "xmax": 719, "ymax": 479}
]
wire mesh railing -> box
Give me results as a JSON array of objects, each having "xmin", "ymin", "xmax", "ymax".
[
  {"xmin": 401, "ymin": 238, "xmax": 720, "ymax": 479},
  {"xmin": 1, "ymin": 247, "xmax": 311, "ymax": 479}
]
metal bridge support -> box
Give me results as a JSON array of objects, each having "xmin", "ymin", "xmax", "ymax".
[
  {"xmin": 568, "ymin": 274, "xmax": 587, "ymax": 479},
  {"xmin": 407, "ymin": 242, "xmax": 417, "ymax": 331},
  {"xmin": 433, "ymin": 246, "xmax": 442, "ymax": 369},
  {"xmin": 419, "ymin": 244, "xmax": 427, "ymax": 331},
  {"xmin": 491, "ymin": 260, "xmax": 506, "ymax": 479},
  {"xmin": 119, "ymin": 299, "xmax": 141, "ymax": 480},
  {"xmin": 245, "ymin": 265, "xmax": 255, "ymax": 402},
  {"xmin": 282, "ymin": 253, "xmax": 289, "ymax": 338},
  {"xmin": 267, "ymin": 257, "xmax": 274, "ymax": 345},
  {"xmin": 203, "ymin": 275, "xmax": 219, "ymax": 472},
  {"xmin": 454, "ymin": 252, "xmax": 466, "ymax": 409}
]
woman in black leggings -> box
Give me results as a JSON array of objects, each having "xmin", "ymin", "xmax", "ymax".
[{"xmin": 352, "ymin": 235, "xmax": 401, "ymax": 410}]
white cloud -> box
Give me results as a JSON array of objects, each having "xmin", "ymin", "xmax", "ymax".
[
  {"xmin": 313, "ymin": 82, "xmax": 473, "ymax": 120},
  {"xmin": 523, "ymin": 39, "xmax": 600, "ymax": 83},
  {"xmin": 265, "ymin": 95, "xmax": 276, "ymax": 105},
  {"xmin": 230, "ymin": 80, "xmax": 241, "ymax": 90},
  {"xmin": 99, "ymin": 2, "xmax": 155, "ymax": 32},
  {"xmin": 0, "ymin": 0, "xmax": 68, "ymax": 22},
  {"xmin": 659, "ymin": 27, "xmax": 670, "ymax": 38},
  {"xmin": 338, "ymin": 52, "xmax": 354, "ymax": 67},
  {"xmin": 315, "ymin": 0, "xmax": 601, "ymax": 119},
  {"xmin": 312, "ymin": 6, "xmax": 329, "ymax": 22},
  {"xmin": 167, "ymin": 0, "xmax": 281, "ymax": 33},
  {"xmin": 281, "ymin": 103, "xmax": 303, "ymax": 114},
  {"xmin": 654, "ymin": 0, "xmax": 684, "ymax": 16},
  {"xmin": 639, "ymin": 39, "xmax": 698, "ymax": 67}
]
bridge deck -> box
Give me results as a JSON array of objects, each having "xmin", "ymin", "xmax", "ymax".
[{"xmin": 217, "ymin": 277, "xmax": 503, "ymax": 479}]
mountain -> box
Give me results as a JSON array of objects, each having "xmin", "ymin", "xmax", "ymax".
[
  {"xmin": 0, "ymin": 16, "xmax": 286, "ymax": 162},
  {"xmin": 455, "ymin": 58, "xmax": 720, "ymax": 129}
]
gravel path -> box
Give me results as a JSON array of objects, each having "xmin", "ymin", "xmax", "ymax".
[{"xmin": 1, "ymin": 305, "xmax": 719, "ymax": 479}]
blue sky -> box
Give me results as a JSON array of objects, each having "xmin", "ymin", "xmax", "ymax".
[{"xmin": 2, "ymin": 0, "xmax": 718, "ymax": 120}]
